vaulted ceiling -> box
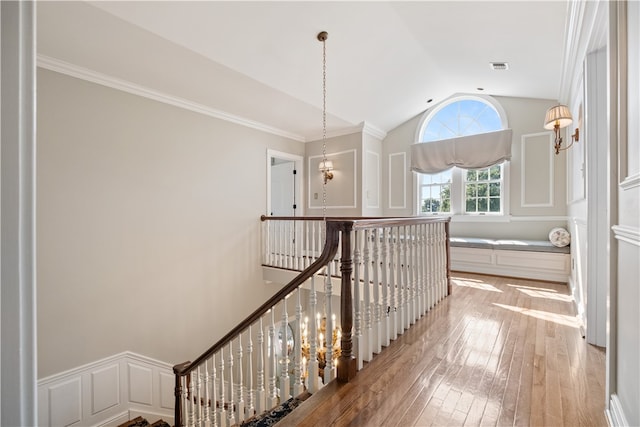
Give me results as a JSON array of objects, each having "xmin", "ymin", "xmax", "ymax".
[{"xmin": 37, "ymin": 1, "xmax": 569, "ymax": 141}]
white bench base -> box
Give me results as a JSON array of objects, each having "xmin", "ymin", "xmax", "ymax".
[{"xmin": 450, "ymin": 246, "xmax": 570, "ymax": 283}]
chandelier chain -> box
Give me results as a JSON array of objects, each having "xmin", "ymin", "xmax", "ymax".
[{"xmin": 321, "ymin": 34, "xmax": 328, "ymax": 219}]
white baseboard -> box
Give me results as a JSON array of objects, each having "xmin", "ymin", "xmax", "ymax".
[
  {"xmin": 606, "ymin": 394, "xmax": 630, "ymax": 427},
  {"xmin": 38, "ymin": 352, "xmax": 174, "ymax": 427}
]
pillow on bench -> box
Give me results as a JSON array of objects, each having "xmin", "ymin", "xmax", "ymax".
[{"xmin": 450, "ymin": 237, "xmax": 570, "ymax": 254}]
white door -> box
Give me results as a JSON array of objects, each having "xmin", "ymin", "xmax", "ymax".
[{"xmin": 271, "ymin": 160, "xmax": 296, "ymax": 216}]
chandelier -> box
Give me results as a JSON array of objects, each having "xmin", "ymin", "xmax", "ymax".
[{"xmin": 300, "ymin": 314, "xmax": 341, "ymax": 381}]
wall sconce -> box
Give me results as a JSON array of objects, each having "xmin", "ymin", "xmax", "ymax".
[
  {"xmin": 544, "ymin": 104, "xmax": 579, "ymax": 155},
  {"xmin": 319, "ymin": 159, "xmax": 334, "ymax": 184}
]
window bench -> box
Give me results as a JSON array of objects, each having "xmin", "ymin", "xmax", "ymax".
[{"xmin": 449, "ymin": 237, "xmax": 570, "ymax": 283}]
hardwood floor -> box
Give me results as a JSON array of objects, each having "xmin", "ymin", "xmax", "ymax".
[{"xmin": 280, "ymin": 273, "xmax": 607, "ymax": 427}]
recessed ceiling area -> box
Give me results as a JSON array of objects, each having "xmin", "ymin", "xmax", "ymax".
[{"xmin": 36, "ymin": 1, "xmax": 569, "ymax": 141}]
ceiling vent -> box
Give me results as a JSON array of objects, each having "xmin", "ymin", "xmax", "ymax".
[{"xmin": 490, "ymin": 62, "xmax": 509, "ymax": 70}]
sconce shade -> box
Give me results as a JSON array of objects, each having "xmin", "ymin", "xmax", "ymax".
[
  {"xmin": 319, "ymin": 160, "xmax": 334, "ymax": 172},
  {"xmin": 544, "ymin": 104, "xmax": 573, "ymax": 130}
]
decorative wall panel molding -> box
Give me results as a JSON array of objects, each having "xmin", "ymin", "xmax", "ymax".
[
  {"xmin": 307, "ymin": 150, "xmax": 357, "ymax": 209},
  {"xmin": 521, "ymin": 132, "xmax": 554, "ymax": 207},
  {"xmin": 365, "ymin": 150, "xmax": 380, "ymax": 209},
  {"xmin": 388, "ymin": 152, "xmax": 407, "ymax": 209},
  {"xmin": 38, "ymin": 352, "xmax": 174, "ymax": 427}
]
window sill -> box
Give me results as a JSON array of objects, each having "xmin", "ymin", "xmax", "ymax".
[{"xmin": 450, "ymin": 214, "xmax": 510, "ymax": 223}]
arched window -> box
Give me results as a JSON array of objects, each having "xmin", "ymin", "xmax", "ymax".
[{"xmin": 414, "ymin": 95, "xmax": 510, "ymax": 215}]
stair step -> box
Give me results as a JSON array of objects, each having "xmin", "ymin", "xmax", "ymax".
[
  {"xmin": 117, "ymin": 416, "xmax": 170, "ymax": 427},
  {"xmin": 241, "ymin": 392, "xmax": 310, "ymax": 427}
]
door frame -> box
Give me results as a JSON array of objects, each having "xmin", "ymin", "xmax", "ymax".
[{"xmin": 266, "ymin": 149, "xmax": 304, "ymax": 217}]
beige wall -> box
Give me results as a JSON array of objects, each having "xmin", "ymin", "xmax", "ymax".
[{"xmin": 37, "ymin": 69, "xmax": 304, "ymax": 377}]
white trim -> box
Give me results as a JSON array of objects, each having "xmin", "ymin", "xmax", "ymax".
[
  {"xmin": 620, "ymin": 172, "xmax": 640, "ymax": 189},
  {"xmin": 607, "ymin": 394, "xmax": 631, "ymax": 427},
  {"xmin": 521, "ymin": 132, "xmax": 555, "ymax": 207},
  {"xmin": 37, "ymin": 54, "xmax": 306, "ymax": 142},
  {"xmin": 612, "ymin": 225, "xmax": 640, "ymax": 247},
  {"xmin": 388, "ymin": 152, "xmax": 407, "ymax": 209},
  {"xmin": 1, "ymin": 2, "xmax": 38, "ymax": 425},
  {"xmin": 306, "ymin": 121, "xmax": 387, "ymax": 143}
]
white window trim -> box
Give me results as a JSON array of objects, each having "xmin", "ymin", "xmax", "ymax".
[{"xmin": 414, "ymin": 162, "xmax": 510, "ymax": 219}]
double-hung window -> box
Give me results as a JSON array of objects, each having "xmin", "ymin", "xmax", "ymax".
[{"xmin": 415, "ymin": 95, "xmax": 510, "ymax": 216}]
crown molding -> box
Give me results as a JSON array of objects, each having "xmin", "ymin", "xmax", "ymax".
[
  {"xmin": 360, "ymin": 121, "xmax": 387, "ymax": 140},
  {"xmin": 306, "ymin": 121, "xmax": 387, "ymax": 143},
  {"xmin": 37, "ymin": 54, "xmax": 306, "ymax": 142}
]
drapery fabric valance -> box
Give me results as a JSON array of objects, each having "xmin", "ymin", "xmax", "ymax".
[{"xmin": 410, "ymin": 129, "xmax": 513, "ymax": 174}]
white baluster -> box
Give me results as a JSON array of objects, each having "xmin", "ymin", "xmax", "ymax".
[
  {"xmin": 324, "ymin": 265, "xmax": 335, "ymax": 384},
  {"xmin": 307, "ymin": 275, "xmax": 319, "ymax": 393},
  {"xmin": 408, "ymin": 224, "xmax": 416, "ymax": 326},
  {"xmin": 389, "ymin": 227, "xmax": 398, "ymax": 340},
  {"xmin": 380, "ymin": 227, "xmax": 390, "ymax": 347},
  {"xmin": 255, "ymin": 318, "xmax": 266, "ymax": 414},
  {"xmin": 293, "ymin": 288, "xmax": 304, "ymax": 396},
  {"xmin": 235, "ymin": 336, "xmax": 245, "ymax": 423},
  {"xmin": 287, "ymin": 220, "xmax": 294, "ymax": 270},
  {"xmin": 406, "ymin": 225, "xmax": 414, "ymax": 326},
  {"xmin": 353, "ymin": 229, "xmax": 363, "ymax": 370},
  {"xmin": 280, "ymin": 297, "xmax": 291, "ymax": 401},
  {"xmin": 416, "ymin": 223, "xmax": 425, "ymax": 318},
  {"xmin": 187, "ymin": 371, "xmax": 195, "ymax": 427},
  {"xmin": 439, "ymin": 222, "xmax": 447, "ymax": 300},
  {"xmin": 217, "ymin": 349, "xmax": 227, "ymax": 427},
  {"xmin": 203, "ymin": 362, "xmax": 211, "ymax": 427},
  {"xmin": 195, "ymin": 366, "xmax": 202, "ymax": 426},
  {"xmin": 372, "ymin": 228, "xmax": 382, "ymax": 354},
  {"xmin": 245, "ymin": 326, "xmax": 254, "ymax": 420},
  {"xmin": 227, "ymin": 342, "xmax": 235, "ymax": 427},
  {"xmin": 211, "ymin": 356, "xmax": 218, "ymax": 427},
  {"xmin": 304, "ymin": 221, "xmax": 311, "ymax": 268},
  {"xmin": 268, "ymin": 310, "xmax": 278, "ymax": 408},
  {"xmin": 397, "ymin": 225, "xmax": 405, "ymax": 335},
  {"xmin": 428, "ymin": 223, "xmax": 436, "ymax": 309},
  {"xmin": 362, "ymin": 229, "xmax": 373, "ymax": 362},
  {"xmin": 180, "ymin": 375, "xmax": 189, "ymax": 427}
]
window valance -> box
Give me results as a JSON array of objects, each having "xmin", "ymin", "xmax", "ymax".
[{"xmin": 410, "ymin": 129, "xmax": 513, "ymax": 174}]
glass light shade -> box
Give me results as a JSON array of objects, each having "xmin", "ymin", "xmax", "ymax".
[
  {"xmin": 319, "ymin": 160, "xmax": 333, "ymax": 172},
  {"xmin": 544, "ymin": 104, "xmax": 573, "ymax": 130}
]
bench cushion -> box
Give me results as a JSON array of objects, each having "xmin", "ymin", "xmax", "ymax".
[{"xmin": 450, "ymin": 237, "xmax": 570, "ymax": 254}]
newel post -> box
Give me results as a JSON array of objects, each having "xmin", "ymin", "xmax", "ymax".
[
  {"xmin": 173, "ymin": 362, "xmax": 190, "ymax": 427},
  {"xmin": 338, "ymin": 222, "xmax": 357, "ymax": 382}
]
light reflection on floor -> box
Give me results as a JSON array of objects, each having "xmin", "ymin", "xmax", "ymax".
[
  {"xmin": 514, "ymin": 287, "xmax": 574, "ymax": 302},
  {"xmin": 493, "ymin": 303, "xmax": 581, "ymax": 328},
  {"xmin": 451, "ymin": 274, "xmax": 579, "ymax": 328},
  {"xmin": 451, "ymin": 276, "xmax": 502, "ymax": 292}
]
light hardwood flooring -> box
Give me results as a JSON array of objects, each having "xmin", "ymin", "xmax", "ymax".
[{"xmin": 280, "ymin": 273, "xmax": 607, "ymax": 427}]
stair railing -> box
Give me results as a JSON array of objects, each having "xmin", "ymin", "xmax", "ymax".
[{"xmin": 173, "ymin": 216, "xmax": 450, "ymax": 427}]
